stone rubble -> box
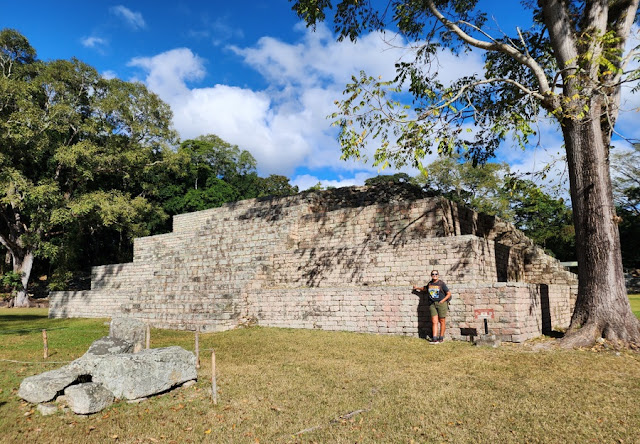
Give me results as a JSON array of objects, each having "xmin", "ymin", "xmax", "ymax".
[
  {"xmin": 64, "ymin": 382, "xmax": 115, "ymax": 415},
  {"xmin": 18, "ymin": 317, "xmax": 197, "ymax": 415}
]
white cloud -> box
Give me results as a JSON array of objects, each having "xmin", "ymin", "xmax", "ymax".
[
  {"xmin": 81, "ymin": 36, "xmax": 107, "ymax": 49},
  {"xmin": 291, "ymin": 172, "xmax": 375, "ymax": 191},
  {"xmin": 110, "ymin": 5, "xmax": 146, "ymax": 30},
  {"xmin": 128, "ymin": 49, "xmax": 206, "ymax": 100},
  {"xmin": 126, "ymin": 23, "xmax": 489, "ymax": 184},
  {"xmin": 101, "ymin": 70, "xmax": 118, "ymax": 80}
]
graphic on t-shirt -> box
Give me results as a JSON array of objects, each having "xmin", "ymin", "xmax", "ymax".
[{"xmin": 428, "ymin": 286, "xmax": 440, "ymax": 301}]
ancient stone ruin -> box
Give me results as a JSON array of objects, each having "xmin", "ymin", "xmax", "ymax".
[
  {"xmin": 19, "ymin": 318, "xmax": 196, "ymax": 415},
  {"xmin": 49, "ymin": 184, "xmax": 578, "ymax": 342}
]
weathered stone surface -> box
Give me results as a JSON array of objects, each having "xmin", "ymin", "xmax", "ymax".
[
  {"xmin": 109, "ymin": 317, "xmax": 145, "ymax": 352},
  {"xmin": 90, "ymin": 346, "xmax": 197, "ymax": 400},
  {"xmin": 37, "ymin": 403, "xmax": 58, "ymax": 416},
  {"xmin": 83, "ymin": 336, "xmax": 133, "ymax": 357},
  {"xmin": 49, "ymin": 185, "xmax": 579, "ymax": 343},
  {"xmin": 64, "ymin": 382, "xmax": 115, "ymax": 415},
  {"xmin": 18, "ymin": 366, "xmax": 87, "ymax": 403},
  {"xmin": 474, "ymin": 334, "xmax": 502, "ymax": 348}
]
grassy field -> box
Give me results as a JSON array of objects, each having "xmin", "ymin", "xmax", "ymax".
[
  {"xmin": 1, "ymin": 309, "xmax": 639, "ymax": 444},
  {"xmin": 630, "ymin": 294, "xmax": 640, "ymax": 319}
]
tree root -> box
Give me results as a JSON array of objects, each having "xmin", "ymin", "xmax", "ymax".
[{"xmin": 559, "ymin": 320, "xmax": 640, "ymax": 351}]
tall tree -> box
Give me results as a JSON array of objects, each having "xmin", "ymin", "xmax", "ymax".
[
  {"xmin": 0, "ymin": 29, "xmax": 177, "ymax": 306},
  {"xmin": 292, "ymin": 0, "xmax": 640, "ymax": 347}
]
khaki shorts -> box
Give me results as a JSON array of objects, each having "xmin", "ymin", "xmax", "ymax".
[{"xmin": 429, "ymin": 301, "xmax": 448, "ymax": 318}]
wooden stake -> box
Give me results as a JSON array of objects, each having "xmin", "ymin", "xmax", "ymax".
[
  {"xmin": 145, "ymin": 323, "xmax": 150, "ymax": 349},
  {"xmin": 211, "ymin": 350, "xmax": 217, "ymax": 404},
  {"xmin": 195, "ymin": 328, "xmax": 200, "ymax": 369},
  {"xmin": 42, "ymin": 329, "xmax": 48, "ymax": 359}
]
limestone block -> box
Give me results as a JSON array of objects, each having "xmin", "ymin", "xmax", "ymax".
[
  {"xmin": 64, "ymin": 382, "xmax": 115, "ymax": 415},
  {"xmin": 90, "ymin": 346, "xmax": 197, "ymax": 400},
  {"xmin": 82, "ymin": 336, "xmax": 133, "ymax": 358},
  {"xmin": 109, "ymin": 317, "xmax": 146, "ymax": 352},
  {"xmin": 18, "ymin": 365, "xmax": 87, "ymax": 404}
]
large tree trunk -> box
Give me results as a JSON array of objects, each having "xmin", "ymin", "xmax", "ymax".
[
  {"xmin": 12, "ymin": 250, "xmax": 33, "ymax": 308},
  {"xmin": 561, "ymin": 110, "xmax": 640, "ymax": 348}
]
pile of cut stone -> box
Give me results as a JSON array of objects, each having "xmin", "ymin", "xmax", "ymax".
[{"xmin": 18, "ymin": 317, "xmax": 197, "ymax": 415}]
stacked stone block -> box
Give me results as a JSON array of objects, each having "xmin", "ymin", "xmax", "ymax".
[{"xmin": 49, "ymin": 184, "xmax": 578, "ymax": 342}]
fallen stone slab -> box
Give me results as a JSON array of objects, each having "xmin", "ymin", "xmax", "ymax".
[
  {"xmin": 64, "ymin": 382, "xmax": 115, "ymax": 415},
  {"xmin": 18, "ymin": 366, "xmax": 88, "ymax": 404},
  {"xmin": 90, "ymin": 346, "xmax": 197, "ymax": 400},
  {"xmin": 109, "ymin": 317, "xmax": 146, "ymax": 352},
  {"xmin": 83, "ymin": 336, "xmax": 134, "ymax": 357}
]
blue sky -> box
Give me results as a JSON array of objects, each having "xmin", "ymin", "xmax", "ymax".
[{"xmin": 3, "ymin": 1, "xmax": 639, "ymax": 191}]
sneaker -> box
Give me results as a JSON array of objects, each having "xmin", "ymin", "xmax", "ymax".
[
  {"xmin": 438, "ymin": 336, "xmax": 444, "ymax": 343},
  {"xmin": 429, "ymin": 336, "xmax": 440, "ymax": 344}
]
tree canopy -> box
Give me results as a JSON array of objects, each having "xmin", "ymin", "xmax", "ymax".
[
  {"xmin": 1, "ymin": 30, "xmax": 302, "ymax": 300},
  {"xmin": 0, "ymin": 29, "xmax": 177, "ymax": 305},
  {"xmin": 413, "ymin": 157, "xmax": 575, "ymax": 259}
]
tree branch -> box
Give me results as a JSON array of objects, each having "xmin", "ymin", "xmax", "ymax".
[
  {"xmin": 425, "ymin": 0, "xmax": 553, "ymax": 95},
  {"xmin": 417, "ymin": 77, "xmax": 546, "ymax": 121}
]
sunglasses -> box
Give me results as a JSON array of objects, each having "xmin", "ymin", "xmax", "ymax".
[{"xmin": 431, "ymin": 273, "xmax": 438, "ymax": 276}]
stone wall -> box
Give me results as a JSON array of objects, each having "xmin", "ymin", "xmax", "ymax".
[{"xmin": 49, "ymin": 184, "xmax": 578, "ymax": 342}]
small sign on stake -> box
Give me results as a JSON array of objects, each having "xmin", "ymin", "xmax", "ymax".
[
  {"xmin": 474, "ymin": 308, "xmax": 495, "ymax": 320},
  {"xmin": 474, "ymin": 309, "xmax": 495, "ymax": 335}
]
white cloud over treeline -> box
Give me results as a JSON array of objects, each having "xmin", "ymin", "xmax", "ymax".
[{"xmin": 127, "ymin": 22, "xmax": 638, "ymax": 191}]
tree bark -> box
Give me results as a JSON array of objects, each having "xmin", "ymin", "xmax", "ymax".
[
  {"xmin": 12, "ymin": 250, "xmax": 33, "ymax": 308},
  {"xmin": 561, "ymin": 107, "xmax": 640, "ymax": 348}
]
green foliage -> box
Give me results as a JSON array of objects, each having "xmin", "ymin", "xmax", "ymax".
[
  {"xmin": 153, "ymin": 135, "xmax": 298, "ymax": 223},
  {"xmin": 0, "ymin": 29, "xmax": 177, "ymax": 288},
  {"xmin": 506, "ymin": 177, "xmax": 575, "ymax": 259},
  {"xmin": 415, "ymin": 157, "xmax": 575, "ymax": 259},
  {"xmin": 0, "ymin": 271, "xmax": 23, "ymax": 293},
  {"xmin": 417, "ymin": 156, "xmax": 512, "ymax": 218},
  {"xmin": 255, "ymin": 174, "xmax": 300, "ymax": 197},
  {"xmin": 306, "ymin": 181, "xmax": 326, "ymax": 191},
  {"xmin": 292, "ymin": 0, "xmax": 639, "ymax": 174},
  {"xmin": 178, "ymin": 135, "xmax": 257, "ymax": 190},
  {"xmin": 365, "ymin": 172, "xmax": 413, "ymax": 186},
  {"xmin": 47, "ymin": 269, "xmax": 73, "ymax": 292}
]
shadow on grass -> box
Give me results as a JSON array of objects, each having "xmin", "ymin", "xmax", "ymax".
[
  {"xmin": 0, "ymin": 312, "xmax": 52, "ymax": 335},
  {"xmin": 544, "ymin": 330, "xmax": 565, "ymax": 339},
  {"xmin": 0, "ymin": 314, "xmax": 48, "ymax": 323},
  {"xmin": 0, "ymin": 326, "xmax": 67, "ymax": 335}
]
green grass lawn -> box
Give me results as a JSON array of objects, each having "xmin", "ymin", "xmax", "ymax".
[
  {"xmin": 1, "ymin": 308, "xmax": 640, "ymax": 443},
  {"xmin": 630, "ymin": 294, "xmax": 640, "ymax": 319}
]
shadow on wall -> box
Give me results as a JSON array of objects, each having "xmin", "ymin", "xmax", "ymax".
[
  {"xmin": 294, "ymin": 201, "xmax": 430, "ymax": 287},
  {"xmin": 494, "ymin": 243, "xmax": 511, "ymax": 283},
  {"xmin": 49, "ymin": 288, "xmax": 96, "ymax": 319},
  {"xmin": 539, "ymin": 284, "xmax": 552, "ymax": 335},
  {"xmin": 91, "ymin": 264, "xmax": 128, "ymax": 290},
  {"xmin": 414, "ymin": 289, "xmax": 431, "ymax": 339},
  {"xmin": 528, "ymin": 283, "xmax": 556, "ymax": 337}
]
